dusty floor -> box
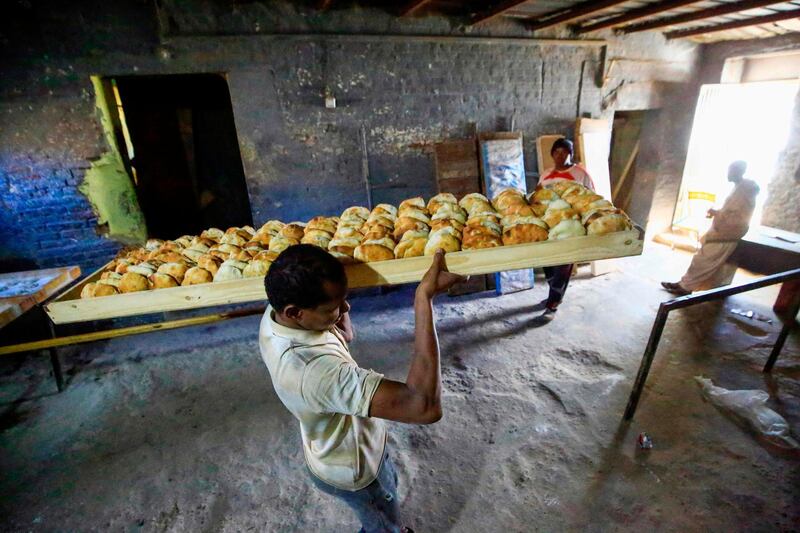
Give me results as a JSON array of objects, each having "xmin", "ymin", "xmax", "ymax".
[{"xmin": 1, "ymin": 243, "xmax": 798, "ymax": 532}]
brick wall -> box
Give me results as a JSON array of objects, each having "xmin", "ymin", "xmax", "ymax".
[{"xmin": 0, "ymin": 0, "xmax": 700, "ymax": 274}]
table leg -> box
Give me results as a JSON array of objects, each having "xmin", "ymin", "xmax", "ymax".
[{"xmin": 47, "ymin": 320, "xmax": 64, "ymax": 392}]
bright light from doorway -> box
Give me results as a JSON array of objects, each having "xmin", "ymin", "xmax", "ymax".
[{"xmin": 673, "ymin": 80, "xmax": 798, "ymax": 236}]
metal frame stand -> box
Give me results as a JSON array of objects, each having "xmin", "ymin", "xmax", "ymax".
[{"xmin": 623, "ymin": 267, "xmax": 800, "ymax": 421}]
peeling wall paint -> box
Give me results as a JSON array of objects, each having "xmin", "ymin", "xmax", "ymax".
[{"xmin": 82, "ymin": 76, "xmax": 147, "ymax": 244}]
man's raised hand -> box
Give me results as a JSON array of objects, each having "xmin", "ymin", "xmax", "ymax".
[{"xmin": 417, "ymin": 249, "xmax": 465, "ymax": 299}]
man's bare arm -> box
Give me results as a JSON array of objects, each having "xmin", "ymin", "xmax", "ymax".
[{"xmin": 369, "ymin": 250, "xmax": 463, "ymax": 424}]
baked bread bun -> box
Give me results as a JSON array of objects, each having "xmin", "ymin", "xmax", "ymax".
[
  {"xmin": 394, "ymin": 235, "xmax": 428, "ymax": 258},
  {"xmin": 569, "ymin": 193, "xmax": 604, "ymax": 213},
  {"xmin": 364, "ymin": 213, "xmax": 395, "ymax": 229},
  {"xmin": 329, "ymin": 236, "xmax": 361, "ymax": 257},
  {"xmin": 547, "ymin": 181, "xmax": 581, "ymax": 196},
  {"xmin": 465, "ymin": 217, "xmax": 502, "ymax": 236},
  {"xmin": 145, "ymin": 239, "xmax": 164, "ymax": 251},
  {"xmin": 501, "ymin": 216, "xmax": 549, "ymax": 245},
  {"xmin": 393, "ymin": 218, "xmax": 429, "ymax": 240},
  {"xmin": 458, "ymin": 193, "xmax": 491, "ymax": 214},
  {"xmin": 492, "ymin": 188, "xmax": 527, "ymax": 213},
  {"xmin": 306, "ymin": 216, "xmax": 338, "ymax": 235},
  {"xmin": 220, "ymin": 232, "xmax": 248, "ymax": 247},
  {"xmin": 333, "ymin": 226, "xmax": 363, "ymax": 240},
  {"xmin": 427, "ymin": 193, "xmax": 458, "ymax": 214},
  {"xmin": 548, "ymin": 219, "xmax": 587, "ymax": 240},
  {"xmin": 341, "ymin": 206, "xmax": 370, "ymax": 221},
  {"xmin": 301, "ymin": 233, "xmax": 332, "ymax": 249},
  {"xmin": 424, "ymin": 226, "xmax": 461, "ymax": 255},
  {"xmin": 127, "ymin": 263, "xmax": 157, "ymax": 277},
  {"xmin": 586, "ymin": 211, "xmax": 632, "ymax": 235},
  {"xmin": 80, "ymin": 283, "xmax": 97, "ymax": 299},
  {"xmin": 279, "ymin": 222, "xmax": 306, "ymax": 241},
  {"xmin": 197, "ymin": 254, "xmax": 223, "ymax": 275},
  {"xmin": 182, "ymin": 266, "xmax": 213, "ymax": 285},
  {"xmin": 99, "ymin": 271, "xmax": 123, "ymax": 286},
  {"xmin": 399, "ymin": 197, "xmax": 427, "ymax": 214},
  {"xmin": 362, "ymin": 225, "xmax": 393, "ymax": 241},
  {"xmin": 201, "ymin": 227, "xmax": 225, "ymax": 242},
  {"xmin": 150, "ymin": 272, "xmax": 179, "ymax": 289},
  {"xmin": 257, "ymin": 220, "xmax": 285, "ymax": 236},
  {"xmin": 120, "ymin": 272, "xmax": 150, "ymax": 293},
  {"xmin": 354, "ymin": 238, "xmax": 396, "ymax": 262},
  {"xmin": 372, "ymin": 204, "xmax": 398, "ymax": 220},
  {"xmin": 93, "ymin": 283, "xmax": 119, "ymax": 297},
  {"xmin": 269, "ymin": 235, "xmax": 299, "ymax": 253},
  {"xmin": 157, "ymin": 262, "xmax": 188, "ymax": 284},
  {"xmin": 542, "ymin": 205, "xmax": 580, "ymax": 229},
  {"xmin": 243, "ymin": 259, "xmax": 271, "ymax": 277},
  {"xmin": 173, "ymin": 236, "xmax": 193, "ymax": 249},
  {"xmin": 253, "ymin": 250, "xmax": 279, "ymax": 263},
  {"xmin": 528, "ymin": 188, "xmax": 561, "ymax": 204},
  {"xmin": 214, "ymin": 259, "xmax": 247, "ymax": 282}
]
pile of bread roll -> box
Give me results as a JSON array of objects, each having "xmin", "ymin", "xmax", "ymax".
[{"xmin": 80, "ymin": 186, "xmax": 631, "ymax": 298}]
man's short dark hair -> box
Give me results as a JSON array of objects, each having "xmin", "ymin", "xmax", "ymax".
[
  {"xmin": 265, "ymin": 244, "xmax": 347, "ymax": 312},
  {"xmin": 551, "ymin": 138, "xmax": 574, "ymax": 156}
]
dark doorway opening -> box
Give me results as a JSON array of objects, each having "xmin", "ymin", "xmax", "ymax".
[{"xmin": 110, "ymin": 73, "xmax": 252, "ymax": 239}]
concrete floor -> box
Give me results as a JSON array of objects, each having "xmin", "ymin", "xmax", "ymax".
[{"xmin": 1, "ymin": 243, "xmax": 798, "ymax": 532}]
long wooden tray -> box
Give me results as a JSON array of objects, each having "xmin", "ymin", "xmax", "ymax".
[{"xmin": 45, "ymin": 229, "xmax": 643, "ymax": 324}]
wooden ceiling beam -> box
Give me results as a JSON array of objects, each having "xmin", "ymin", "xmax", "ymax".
[
  {"xmin": 665, "ymin": 8, "xmax": 800, "ymax": 38},
  {"xmin": 470, "ymin": 0, "xmax": 532, "ymax": 25},
  {"xmin": 576, "ymin": 0, "xmax": 703, "ymax": 33},
  {"xmin": 621, "ymin": 0, "xmax": 789, "ymax": 33},
  {"xmin": 526, "ymin": 0, "xmax": 630, "ymax": 31},
  {"xmin": 401, "ymin": 0, "xmax": 435, "ymax": 16}
]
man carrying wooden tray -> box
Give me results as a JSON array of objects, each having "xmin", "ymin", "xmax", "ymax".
[{"xmin": 259, "ymin": 244, "xmax": 462, "ymax": 532}]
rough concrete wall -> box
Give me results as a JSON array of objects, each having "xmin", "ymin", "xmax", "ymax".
[
  {"xmin": 0, "ymin": 0, "xmax": 698, "ymax": 272},
  {"xmin": 696, "ymin": 33, "xmax": 800, "ymax": 233}
]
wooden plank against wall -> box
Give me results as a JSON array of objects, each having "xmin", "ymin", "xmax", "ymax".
[{"xmin": 46, "ymin": 230, "xmax": 643, "ymax": 324}]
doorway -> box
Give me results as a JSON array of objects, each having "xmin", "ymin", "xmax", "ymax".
[
  {"xmin": 609, "ymin": 110, "xmax": 648, "ymax": 212},
  {"xmin": 108, "ymin": 73, "xmax": 253, "ymax": 239}
]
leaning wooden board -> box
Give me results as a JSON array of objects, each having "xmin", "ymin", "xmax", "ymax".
[{"xmin": 45, "ymin": 229, "xmax": 643, "ymax": 324}]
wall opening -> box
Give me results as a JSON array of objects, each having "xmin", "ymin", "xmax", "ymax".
[
  {"xmin": 109, "ymin": 73, "xmax": 253, "ymax": 239},
  {"xmin": 609, "ymin": 110, "xmax": 651, "ymax": 212},
  {"xmin": 671, "ymin": 80, "xmax": 799, "ymax": 239}
]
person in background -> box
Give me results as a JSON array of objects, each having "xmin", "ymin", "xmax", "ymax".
[
  {"xmin": 532, "ymin": 138, "xmax": 595, "ymax": 325},
  {"xmin": 259, "ymin": 245, "xmax": 462, "ymax": 533},
  {"xmin": 662, "ymin": 160, "xmax": 759, "ymax": 296}
]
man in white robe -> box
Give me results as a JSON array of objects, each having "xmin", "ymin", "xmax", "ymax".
[{"xmin": 662, "ymin": 161, "xmax": 760, "ymax": 296}]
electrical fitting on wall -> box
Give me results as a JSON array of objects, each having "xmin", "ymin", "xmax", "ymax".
[{"xmin": 324, "ymin": 87, "xmax": 336, "ymax": 109}]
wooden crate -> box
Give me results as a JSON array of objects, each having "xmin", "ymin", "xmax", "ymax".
[{"xmin": 45, "ymin": 229, "xmax": 643, "ymax": 324}]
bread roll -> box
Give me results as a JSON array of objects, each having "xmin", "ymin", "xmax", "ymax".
[
  {"xmin": 399, "ymin": 197, "xmax": 427, "ymax": 214},
  {"xmin": 220, "ymin": 232, "xmax": 248, "ymax": 247},
  {"xmin": 181, "ymin": 248, "xmax": 205, "ymax": 262},
  {"xmin": 157, "ymin": 262, "xmax": 188, "ymax": 284},
  {"xmin": 145, "ymin": 239, "xmax": 164, "ymax": 251},
  {"xmin": 150, "ymin": 272, "xmax": 179, "ymax": 289},
  {"xmin": 80, "ymin": 282, "xmax": 97, "ymax": 299},
  {"xmin": 372, "ymin": 204, "xmax": 398, "ymax": 220},
  {"xmin": 394, "ymin": 237, "xmax": 427, "ymax": 258},
  {"xmin": 393, "ymin": 218, "xmax": 429, "ymax": 240},
  {"xmin": 243, "ymin": 259, "xmax": 271, "ymax": 278},
  {"xmin": 424, "ymin": 226, "xmax": 461, "ymax": 255},
  {"xmin": 548, "ymin": 219, "xmax": 587, "ymax": 240},
  {"xmin": 127, "ymin": 263, "xmax": 157, "ymax": 277},
  {"xmin": 249, "ymin": 232, "xmax": 273, "ymax": 247},
  {"xmin": 234, "ymin": 249, "xmax": 258, "ymax": 262},
  {"xmin": 427, "ymin": 193, "xmax": 458, "ymax": 214},
  {"xmin": 501, "ymin": 220, "xmax": 549, "ymax": 245},
  {"xmin": 528, "ymin": 188, "xmax": 561, "ymax": 204},
  {"xmin": 257, "ymin": 220, "xmax": 285, "ymax": 236},
  {"xmin": 214, "ymin": 260, "xmax": 246, "ymax": 282},
  {"xmin": 542, "ymin": 206, "xmax": 580, "ymax": 229},
  {"xmin": 462, "ymin": 232, "xmax": 503, "ymax": 250},
  {"xmin": 354, "ymin": 238, "xmax": 395, "ymax": 262},
  {"xmin": 333, "ymin": 226, "xmax": 362, "ymax": 240},
  {"xmin": 182, "ymin": 266, "xmax": 213, "ymax": 285},
  {"xmin": 586, "ymin": 212, "xmax": 632, "ymax": 235},
  {"xmin": 492, "ymin": 188, "xmax": 527, "ymax": 213},
  {"xmin": 173, "ymin": 236, "xmax": 193, "ymax": 249},
  {"xmin": 458, "ymin": 193, "xmax": 493, "ymax": 215},
  {"xmin": 431, "ymin": 218, "xmax": 465, "ymax": 233},
  {"xmin": 569, "ymin": 193, "xmax": 604, "ymax": 213},
  {"xmin": 279, "ymin": 223, "xmax": 306, "ymax": 241},
  {"xmin": 303, "ymin": 228, "xmax": 335, "ymax": 241},
  {"xmin": 561, "ymin": 184, "xmax": 592, "ymax": 203},
  {"xmin": 197, "ymin": 254, "xmax": 222, "ymax": 275},
  {"xmin": 100, "ymin": 271, "xmax": 123, "ymax": 286},
  {"xmin": 306, "ymin": 216, "xmax": 338, "ymax": 235},
  {"xmin": 365, "ymin": 214, "xmax": 395, "ymax": 229},
  {"xmin": 301, "ymin": 233, "xmax": 332, "ymax": 249},
  {"xmin": 201, "ymin": 227, "xmax": 225, "ymax": 242},
  {"xmin": 547, "ymin": 181, "xmax": 580, "ymax": 196},
  {"xmin": 94, "ymin": 283, "xmax": 119, "ymax": 297},
  {"xmin": 531, "ymin": 203, "xmax": 549, "ymax": 217},
  {"xmin": 120, "ymin": 272, "xmax": 150, "ymax": 293},
  {"xmin": 269, "ymin": 235, "xmax": 299, "ymax": 253},
  {"xmin": 502, "ymin": 203, "xmax": 536, "ymax": 217},
  {"xmin": 254, "ymin": 250, "xmax": 279, "ymax": 263},
  {"xmin": 341, "ymin": 206, "xmax": 370, "ymax": 221},
  {"xmin": 362, "ymin": 225, "xmax": 393, "ymax": 241},
  {"xmin": 329, "ymin": 237, "xmax": 361, "ymax": 257},
  {"xmin": 114, "ymin": 259, "xmax": 135, "ymax": 275},
  {"xmin": 465, "ymin": 217, "xmax": 502, "ymax": 236}
]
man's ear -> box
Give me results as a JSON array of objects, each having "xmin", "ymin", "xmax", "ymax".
[{"xmin": 284, "ymin": 304, "xmax": 302, "ymax": 321}]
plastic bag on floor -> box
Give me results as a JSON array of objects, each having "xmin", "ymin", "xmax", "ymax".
[{"xmin": 694, "ymin": 376, "xmax": 799, "ymax": 450}]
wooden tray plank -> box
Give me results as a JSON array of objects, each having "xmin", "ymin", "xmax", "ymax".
[{"xmin": 45, "ymin": 230, "xmax": 642, "ymax": 324}]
